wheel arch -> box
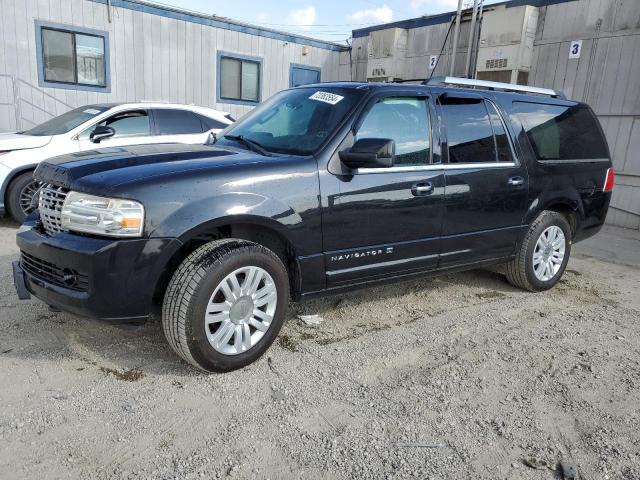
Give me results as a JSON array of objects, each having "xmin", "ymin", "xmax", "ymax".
[
  {"xmin": 544, "ymin": 202, "xmax": 579, "ymax": 236},
  {"xmin": 524, "ymin": 193, "xmax": 583, "ymax": 237},
  {"xmin": 153, "ymin": 216, "xmax": 301, "ymax": 304},
  {"xmin": 1, "ymin": 164, "xmax": 38, "ymax": 206}
]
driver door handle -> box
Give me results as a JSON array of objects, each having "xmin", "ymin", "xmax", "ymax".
[
  {"xmin": 507, "ymin": 176, "xmax": 525, "ymax": 187},
  {"xmin": 411, "ymin": 182, "xmax": 434, "ymax": 196}
]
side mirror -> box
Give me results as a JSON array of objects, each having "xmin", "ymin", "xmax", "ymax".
[
  {"xmin": 339, "ymin": 138, "xmax": 395, "ymax": 169},
  {"xmin": 90, "ymin": 125, "xmax": 115, "ymax": 144}
]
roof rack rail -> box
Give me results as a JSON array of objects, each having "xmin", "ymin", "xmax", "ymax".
[{"xmin": 425, "ymin": 76, "xmax": 564, "ymax": 98}]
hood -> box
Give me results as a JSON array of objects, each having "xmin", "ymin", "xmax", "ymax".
[
  {"xmin": 34, "ymin": 143, "xmax": 268, "ymax": 192},
  {"xmin": 0, "ymin": 132, "xmax": 52, "ymax": 151}
]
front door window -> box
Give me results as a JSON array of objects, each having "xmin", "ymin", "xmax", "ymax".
[{"xmin": 355, "ymin": 97, "xmax": 430, "ymax": 166}]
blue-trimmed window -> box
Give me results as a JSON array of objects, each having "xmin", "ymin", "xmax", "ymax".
[
  {"xmin": 290, "ymin": 64, "xmax": 321, "ymax": 87},
  {"xmin": 217, "ymin": 52, "xmax": 262, "ymax": 105},
  {"xmin": 35, "ymin": 21, "xmax": 110, "ymax": 92}
]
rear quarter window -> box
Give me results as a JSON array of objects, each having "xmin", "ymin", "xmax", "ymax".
[
  {"xmin": 513, "ymin": 101, "xmax": 608, "ymax": 161},
  {"xmin": 154, "ymin": 109, "xmax": 205, "ymax": 135},
  {"xmin": 197, "ymin": 114, "xmax": 229, "ymax": 130}
]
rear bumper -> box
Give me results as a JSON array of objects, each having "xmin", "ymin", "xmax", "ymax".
[
  {"xmin": 574, "ymin": 193, "xmax": 611, "ymax": 243},
  {"xmin": 15, "ymin": 222, "xmax": 182, "ymax": 322}
]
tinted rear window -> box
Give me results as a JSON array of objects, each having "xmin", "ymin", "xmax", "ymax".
[
  {"xmin": 154, "ymin": 109, "xmax": 204, "ymax": 135},
  {"xmin": 440, "ymin": 99, "xmax": 513, "ymax": 163},
  {"xmin": 514, "ymin": 102, "xmax": 608, "ymax": 160},
  {"xmin": 442, "ymin": 101, "xmax": 494, "ymax": 163}
]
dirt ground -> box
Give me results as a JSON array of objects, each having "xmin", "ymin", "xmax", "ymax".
[{"xmin": 0, "ymin": 217, "xmax": 638, "ymax": 480}]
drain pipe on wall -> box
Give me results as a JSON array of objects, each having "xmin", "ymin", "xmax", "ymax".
[
  {"xmin": 471, "ymin": 0, "xmax": 484, "ymax": 79},
  {"xmin": 449, "ymin": 0, "xmax": 464, "ymax": 76},
  {"xmin": 464, "ymin": 0, "xmax": 480, "ymax": 78},
  {"xmin": 107, "ymin": 0, "xmax": 112, "ymax": 23}
]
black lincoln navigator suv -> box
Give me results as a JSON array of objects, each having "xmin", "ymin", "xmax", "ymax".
[{"xmin": 13, "ymin": 77, "xmax": 614, "ymax": 372}]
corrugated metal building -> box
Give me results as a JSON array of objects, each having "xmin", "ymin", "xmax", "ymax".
[
  {"xmin": 0, "ymin": 0, "xmax": 350, "ymax": 131},
  {"xmin": 1, "ymin": 0, "xmax": 638, "ymax": 229},
  {"xmin": 351, "ymin": 0, "xmax": 640, "ymax": 230}
]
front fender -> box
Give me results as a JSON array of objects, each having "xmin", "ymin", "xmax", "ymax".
[
  {"xmin": 1, "ymin": 163, "xmax": 38, "ymax": 198},
  {"xmin": 148, "ymin": 192, "xmax": 311, "ymax": 252}
]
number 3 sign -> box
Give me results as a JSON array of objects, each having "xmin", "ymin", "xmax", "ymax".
[{"xmin": 569, "ymin": 40, "xmax": 582, "ymax": 59}]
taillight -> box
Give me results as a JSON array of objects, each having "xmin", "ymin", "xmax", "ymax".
[{"xmin": 603, "ymin": 168, "xmax": 615, "ymax": 193}]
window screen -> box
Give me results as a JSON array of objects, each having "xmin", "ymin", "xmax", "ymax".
[
  {"xmin": 441, "ymin": 100, "xmax": 496, "ymax": 163},
  {"xmin": 290, "ymin": 66, "xmax": 321, "ymax": 87},
  {"xmin": 220, "ymin": 56, "xmax": 260, "ymax": 102},
  {"xmin": 41, "ymin": 27, "xmax": 106, "ymax": 87},
  {"xmin": 514, "ymin": 102, "xmax": 608, "ymax": 160},
  {"xmin": 356, "ymin": 97, "xmax": 430, "ymax": 166},
  {"xmin": 42, "ymin": 29, "xmax": 75, "ymax": 83},
  {"xmin": 155, "ymin": 109, "xmax": 204, "ymax": 135}
]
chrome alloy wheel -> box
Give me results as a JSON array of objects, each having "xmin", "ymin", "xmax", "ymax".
[
  {"xmin": 20, "ymin": 180, "xmax": 41, "ymax": 216},
  {"xmin": 532, "ymin": 226, "xmax": 566, "ymax": 282},
  {"xmin": 205, "ymin": 266, "xmax": 277, "ymax": 355}
]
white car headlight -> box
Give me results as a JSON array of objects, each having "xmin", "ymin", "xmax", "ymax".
[{"xmin": 60, "ymin": 191, "xmax": 144, "ymax": 238}]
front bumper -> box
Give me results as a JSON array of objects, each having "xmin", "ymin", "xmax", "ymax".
[
  {"xmin": 0, "ymin": 162, "xmax": 12, "ymax": 216},
  {"xmin": 15, "ymin": 221, "xmax": 182, "ymax": 322}
]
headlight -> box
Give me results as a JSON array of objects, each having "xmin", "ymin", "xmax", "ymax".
[{"xmin": 60, "ymin": 191, "xmax": 144, "ymax": 237}]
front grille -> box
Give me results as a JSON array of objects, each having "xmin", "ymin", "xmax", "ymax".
[
  {"xmin": 39, "ymin": 184, "xmax": 69, "ymax": 236},
  {"xmin": 20, "ymin": 252, "xmax": 89, "ymax": 292}
]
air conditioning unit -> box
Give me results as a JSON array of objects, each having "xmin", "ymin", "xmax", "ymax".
[
  {"xmin": 476, "ymin": 5, "xmax": 538, "ymax": 85},
  {"xmin": 366, "ymin": 28, "xmax": 408, "ymax": 82}
]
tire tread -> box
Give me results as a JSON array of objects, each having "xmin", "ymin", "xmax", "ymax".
[
  {"xmin": 161, "ymin": 239, "xmax": 286, "ymax": 371},
  {"xmin": 505, "ymin": 210, "xmax": 567, "ymax": 292}
]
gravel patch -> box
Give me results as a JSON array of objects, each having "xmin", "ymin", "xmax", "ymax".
[{"xmin": 1, "ymin": 219, "xmax": 638, "ymax": 479}]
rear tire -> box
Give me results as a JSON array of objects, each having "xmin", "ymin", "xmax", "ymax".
[
  {"xmin": 162, "ymin": 239, "xmax": 289, "ymax": 372},
  {"xmin": 6, "ymin": 171, "xmax": 40, "ymax": 223},
  {"xmin": 505, "ymin": 210, "xmax": 572, "ymax": 292}
]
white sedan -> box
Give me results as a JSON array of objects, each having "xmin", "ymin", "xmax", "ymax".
[{"xmin": 0, "ymin": 103, "xmax": 234, "ymax": 222}]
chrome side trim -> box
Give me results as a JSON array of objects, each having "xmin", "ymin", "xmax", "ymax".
[
  {"xmin": 537, "ymin": 158, "xmax": 610, "ymax": 165},
  {"xmin": 355, "ymin": 162, "xmax": 516, "ymax": 174},
  {"xmin": 326, "ymin": 253, "xmax": 437, "ymax": 276},
  {"xmin": 440, "ymin": 249, "xmax": 471, "ymax": 257}
]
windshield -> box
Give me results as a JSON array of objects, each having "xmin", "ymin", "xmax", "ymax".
[
  {"xmin": 217, "ymin": 87, "xmax": 366, "ymax": 155},
  {"xmin": 23, "ymin": 105, "xmax": 110, "ymax": 136}
]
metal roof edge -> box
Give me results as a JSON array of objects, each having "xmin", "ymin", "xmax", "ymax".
[
  {"xmin": 89, "ymin": 0, "xmax": 350, "ymax": 51},
  {"xmin": 351, "ymin": 0, "xmax": 579, "ymax": 39}
]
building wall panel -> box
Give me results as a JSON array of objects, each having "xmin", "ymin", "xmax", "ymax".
[
  {"xmin": 0, "ymin": 0, "xmax": 346, "ymax": 132},
  {"xmin": 529, "ymin": 0, "xmax": 640, "ymax": 229}
]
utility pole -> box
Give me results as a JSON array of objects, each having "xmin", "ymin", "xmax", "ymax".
[
  {"xmin": 449, "ymin": 0, "xmax": 464, "ymax": 76},
  {"xmin": 464, "ymin": 0, "xmax": 480, "ymax": 78}
]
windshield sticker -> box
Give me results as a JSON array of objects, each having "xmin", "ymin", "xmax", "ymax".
[
  {"xmin": 309, "ymin": 91, "xmax": 344, "ymax": 105},
  {"xmin": 83, "ymin": 108, "xmax": 101, "ymax": 115}
]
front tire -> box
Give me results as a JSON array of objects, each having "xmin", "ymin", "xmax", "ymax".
[
  {"xmin": 6, "ymin": 172, "xmax": 40, "ymax": 223},
  {"xmin": 505, "ymin": 211, "xmax": 572, "ymax": 292},
  {"xmin": 162, "ymin": 239, "xmax": 289, "ymax": 372}
]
